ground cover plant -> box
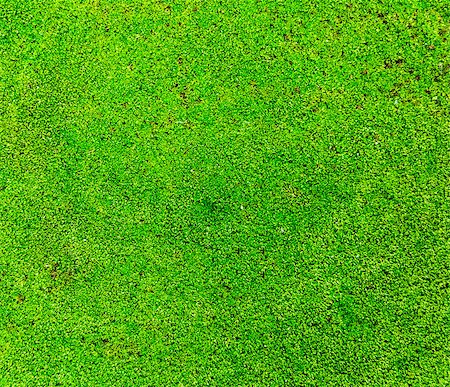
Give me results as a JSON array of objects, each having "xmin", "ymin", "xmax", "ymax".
[{"xmin": 0, "ymin": 0, "xmax": 449, "ymax": 385}]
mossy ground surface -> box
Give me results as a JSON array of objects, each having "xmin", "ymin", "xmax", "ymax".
[{"xmin": 0, "ymin": 0, "xmax": 449, "ymax": 385}]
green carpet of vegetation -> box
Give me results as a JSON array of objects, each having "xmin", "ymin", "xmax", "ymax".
[{"xmin": 1, "ymin": 0, "xmax": 449, "ymax": 385}]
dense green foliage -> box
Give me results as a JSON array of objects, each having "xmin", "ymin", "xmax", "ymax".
[{"xmin": 1, "ymin": 0, "xmax": 449, "ymax": 385}]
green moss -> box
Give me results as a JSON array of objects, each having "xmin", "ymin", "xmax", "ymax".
[{"xmin": 0, "ymin": 0, "xmax": 449, "ymax": 385}]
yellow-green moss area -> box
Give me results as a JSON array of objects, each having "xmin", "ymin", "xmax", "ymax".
[{"xmin": 0, "ymin": 0, "xmax": 449, "ymax": 385}]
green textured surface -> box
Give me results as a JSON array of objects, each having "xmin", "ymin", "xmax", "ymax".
[{"xmin": 0, "ymin": 0, "xmax": 449, "ymax": 385}]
